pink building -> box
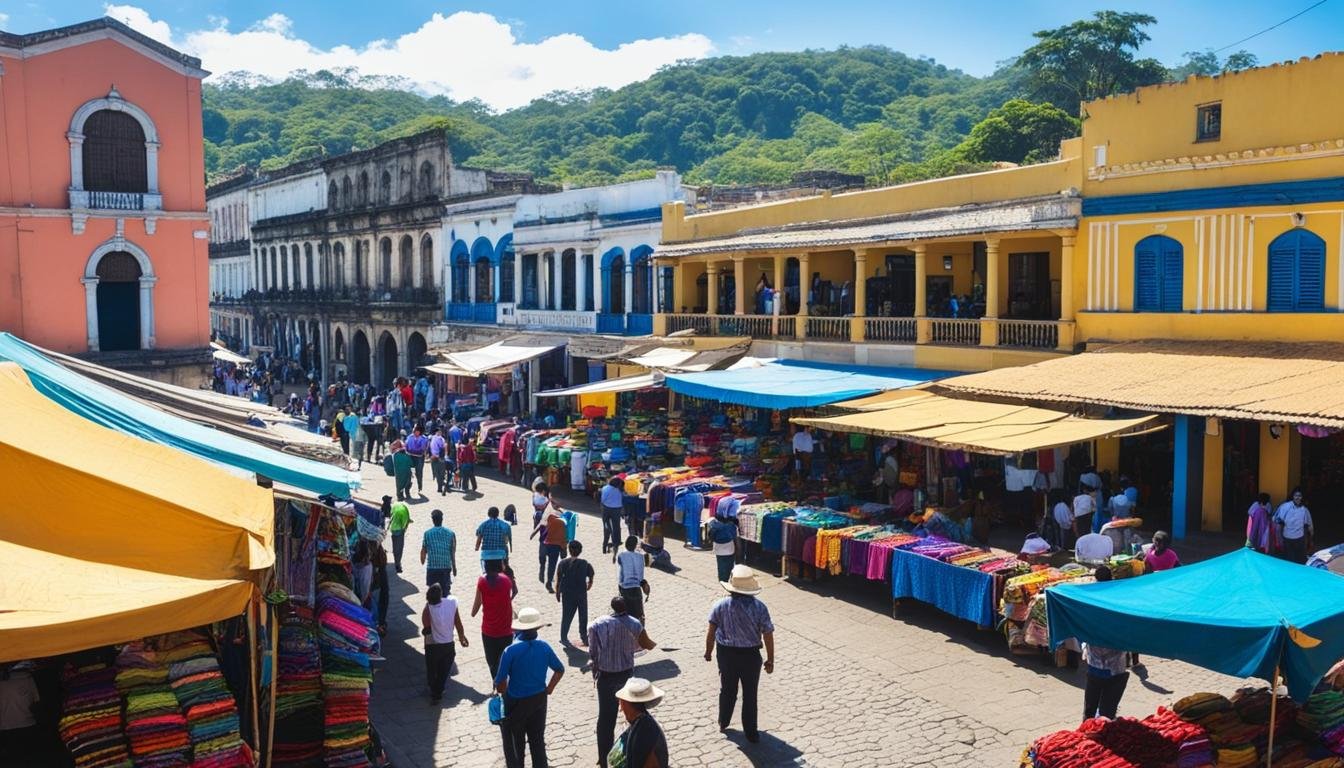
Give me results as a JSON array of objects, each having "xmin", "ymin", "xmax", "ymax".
[{"xmin": 0, "ymin": 18, "xmax": 211, "ymax": 381}]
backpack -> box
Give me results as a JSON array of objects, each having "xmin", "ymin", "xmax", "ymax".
[
  {"xmin": 711, "ymin": 520, "xmax": 736, "ymax": 545},
  {"xmin": 382, "ymin": 454, "xmax": 395, "ymax": 476}
]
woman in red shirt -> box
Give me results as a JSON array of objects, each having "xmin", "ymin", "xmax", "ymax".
[{"xmin": 472, "ymin": 559, "xmax": 516, "ymax": 679}]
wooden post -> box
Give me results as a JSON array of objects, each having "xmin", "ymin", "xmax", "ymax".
[{"xmin": 1266, "ymin": 667, "xmax": 1280, "ymax": 768}]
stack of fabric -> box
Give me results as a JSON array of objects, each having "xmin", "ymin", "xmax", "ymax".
[
  {"xmin": 317, "ymin": 585, "xmax": 377, "ymax": 767},
  {"xmin": 1028, "ymin": 729, "xmax": 1134, "ymax": 768},
  {"xmin": 1142, "ymin": 707, "xmax": 1213, "ymax": 767},
  {"xmin": 162, "ymin": 633, "xmax": 249, "ymax": 767},
  {"xmin": 273, "ymin": 617, "xmax": 324, "ymax": 767},
  {"xmin": 1078, "ymin": 716, "xmax": 1179, "ymax": 766},
  {"xmin": 116, "ymin": 642, "xmax": 191, "ymax": 768},
  {"xmin": 59, "ymin": 663, "xmax": 133, "ymax": 768}
]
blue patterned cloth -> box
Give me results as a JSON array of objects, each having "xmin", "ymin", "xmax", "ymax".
[{"xmin": 889, "ymin": 548, "xmax": 995, "ymax": 627}]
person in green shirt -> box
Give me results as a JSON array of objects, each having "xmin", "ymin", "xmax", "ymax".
[
  {"xmin": 392, "ymin": 439, "xmax": 414, "ymax": 501},
  {"xmin": 387, "ymin": 495, "xmax": 412, "ymax": 573}
]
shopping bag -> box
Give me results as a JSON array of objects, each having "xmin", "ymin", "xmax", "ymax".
[{"xmin": 488, "ymin": 695, "xmax": 505, "ymax": 725}]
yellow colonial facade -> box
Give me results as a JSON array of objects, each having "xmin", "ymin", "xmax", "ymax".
[{"xmin": 655, "ymin": 52, "xmax": 1344, "ymax": 540}]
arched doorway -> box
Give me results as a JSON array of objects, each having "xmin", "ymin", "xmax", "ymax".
[
  {"xmin": 631, "ymin": 246, "xmax": 653, "ymax": 314},
  {"xmin": 377, "ymin": 332, "xmax": 398, "ymax": 387},
  {"xmin": 407, "ymin": 332, "xmax": 427, "ymax": 373},
  {"xmin": 607, "ymin": 254, "xmax": 626, "ymax": 315},
  {"xmin": 351, "ymin": 330, "xmax": 371, "ymax": 384},
  {"xmin": 474, "ymin": 257, "xmax": 493, "ymax": 302},
  {"xmin": 334, "ymin": 328, "xmax": 346, "ymax": 362},
  {"xmin": 399, "ymin": 235, "xmax": 414, "ymax": 289},
  {"xmin": 95, "ymin": 251, "xmax": 141, "ymax": 351}
]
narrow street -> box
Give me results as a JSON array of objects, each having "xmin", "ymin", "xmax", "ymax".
[{"xmin": 363, "ymin": 463, "xmax": 1244, "ymax": 767}]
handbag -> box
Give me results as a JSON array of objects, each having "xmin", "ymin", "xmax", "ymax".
[{"xmin": 487, "ymin": 694, "xmax": 505, "ymax": 725}]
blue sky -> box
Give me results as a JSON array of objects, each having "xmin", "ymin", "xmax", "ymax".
[{"xmin": 5, "ymin": 1, "xmax": 1342, "ymax": 109}]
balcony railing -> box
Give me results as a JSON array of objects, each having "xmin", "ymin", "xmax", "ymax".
[
  {"xmin": 448, "ymin": 302, "xmax": 473, "ymax": 321},
  {"xmin": 666, "ymin": 314, "xmax": 713, "ymax": 334},
  {"xmin": 472, "ymin": 302, "xmax": 498, "ymax": 323},
  {"xmin": 70, "ymin": 189, "xmax": 163, "ymax": 211},
  {"xmin": 928, "ymin": 318, "xmax": 981, "ymax": 345},
  {"xmin": 220, "ymin": 287, "xmax": 440, "ymax": 308},
  {"xmin": 714, "ymin": 314, "xmax": 797, "ymax": 340},
  {"xmin": 805, "ymin": 317, "xmax": 849, "ymax": 341},
  {"xmin": 865, "ymin": 317, "xmax": 916, "ymax": 343},
  {"xmin": 998, "ymin": 319, "xmax": 1060, "ymax": 349}
]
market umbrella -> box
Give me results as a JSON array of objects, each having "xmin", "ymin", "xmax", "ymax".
[{"xmin": 1047, "ymin": 549, "xmax": 1344, "ymax": 703}]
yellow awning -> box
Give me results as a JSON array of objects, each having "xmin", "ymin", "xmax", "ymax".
[
  {"xmin": 829, "ymin": 388, "xmax": 933, "ymax": 411},
  {"xmin": 0, "ymin": 362, "xmax": 274, "ymax": 580},
  {"xmin": 793, "ymin": 392, "xmax": 1161, "ymax": 455},
  {"xmin": 0, "ymin": 541, "xmax": 253, "ymax": 663}
]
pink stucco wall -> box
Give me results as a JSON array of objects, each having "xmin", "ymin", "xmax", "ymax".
[{"xmin": 0, "ymin": 33, "xmax": 209, "ymax": 351}]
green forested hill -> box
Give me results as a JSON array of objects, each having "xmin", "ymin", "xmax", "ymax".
[
  {"xmin": 203, "ymin": 46, "xmax": 1036, "ymax": 187},
  {"xmin": 202, "ymin": 14, "xmax": 1251, "ymax": 188}
]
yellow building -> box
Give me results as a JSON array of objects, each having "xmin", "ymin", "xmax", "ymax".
[{"xmin": 656, "ymin": 52, "xmax": 1344, "ymax": 541}]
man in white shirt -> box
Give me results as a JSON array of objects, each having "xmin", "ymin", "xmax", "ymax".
[
  {"xmin": 1275, "ymin": 488, "xmax": 1314, "ymax": 564},
  {"xmin": 1071, "ymin": 489, "xmax": 1095, "ymax": 539},
  {"xmin": 791, "ymin": 427, "xmax": 814, "ymax": 478}
]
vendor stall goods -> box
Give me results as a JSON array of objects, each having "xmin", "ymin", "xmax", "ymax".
[{"xmin": 59, "ymin": 663, "xmax": 133, "ymax": 768}]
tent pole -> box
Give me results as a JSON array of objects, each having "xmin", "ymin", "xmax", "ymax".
[
  {"xmin": 1266, "ymin": 666, "xmax": 1280, "ymax": 768},
  {"xmin": 247, "ymin": 597, "xmax": 261, "ymax": 767}
]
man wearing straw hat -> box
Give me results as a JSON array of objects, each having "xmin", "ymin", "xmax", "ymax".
[
  {"xmin": 705, "ymin": 565, "xmax": 776, "ymax": 743},
  {"xmin": 610, "ymin": 678, "xmax": 669, "ymax": 768},
  {"xmin": 495, "ymin": 607, "xmax": 565, "ymax": 768}
]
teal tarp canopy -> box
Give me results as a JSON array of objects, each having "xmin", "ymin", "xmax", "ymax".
[
  {"xmin": 0, "ymin": 333, "xmax": 359, "ymax": 498},
  {"xmin": 663, "ymin": 359, "xmax": 952, "ymax": 409},
  {"xmin": 1047, "ymin": 548, "xmax": 1344, "ymax": 701}
]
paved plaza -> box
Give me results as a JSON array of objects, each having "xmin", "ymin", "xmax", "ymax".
[{"xmin": 362, "ymin": 462, "xmax": 1245, "ymax": 767}]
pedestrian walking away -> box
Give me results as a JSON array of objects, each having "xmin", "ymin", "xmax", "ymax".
[
  {"xmin": 495, "ymin": 607, "xmax": 565, "ymax": 768},
  {"xmin": 1082, "ymin": 565, "xmax": 1131, "ymax": 720},
  {"xmin": 587, "ymin": 596, "xmax": 657, "ymax": 768},
  {"xmin": 458, "ymin": 439, "xmax": 479, "ymax": 493},
  {"xmin": 616, "ymin": 536, "xmax": 650, "ymax": 624},
  {"xmin": 369, "ymin": 540, "xmax": 390, "ymax": 637},
  {"xmin": 600, "ymin": 476, "xmax": 625, "ymax": 558},
  {"xmin": 708, "ymin": 512, "xmax": 739, "ymax": 583},
  {"xmin": 387, "ymin": 497, "xmax": 411, "ymax": 573},
  {"xmin": 476, "ymin": 506, "xmax": 513, "ymax": 571},
  {"xmin": 705, "ymin": 565, "xmax": 775, "ymax": 743},
  {"xmin": 473, "ymin": 559, "xmax": 515, "ymax": 680},
  {"xmin": 610, "ymin": 678, "xmax": 668, "ymax": 768},
  {"xmin": 530, "ymin": 482, "xmax": 552, "ymax": 585},
  {"xmin": 422, "ymin": 509, "xmax": 457, "ymax": 595},
  {"xmin": 406, "ymin": 425, "xmax": 429, "ymax": 494},
  {"xmin": 533, "ymin": 502, "xmax": 569, "ymax": 592},
  {"xmin": 553, "ymin": 540, "xmax": 594, "ymax": 647},
  {"xmin": 392, "ymin": 439, "xmax": 414, "ymax": 501},
  {"xmin": 422, "ymin": 584, "xmax": 468, "ymax": 704},
  {"xmin": 429, "ymin": 426, "xmax": 449, "ymax": 495},
  {"xmin": 348, "ymin": 409, "xmax": 368, "ymax": 469}
]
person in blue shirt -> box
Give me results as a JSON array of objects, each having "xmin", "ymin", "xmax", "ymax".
[
  {"xmin": 495, "ymin": 607, "xmax": 565, "ymax": 768},
  {"xmin": 600, "ymin": 476, "xmax": 625, "ymax": 559}
]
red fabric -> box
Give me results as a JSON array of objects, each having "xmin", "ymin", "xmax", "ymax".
[
  {"xmin": 458, "ymin": 442, "xmax": 477, "ymax": 463},
  {"xmin": 477, "ymin": 574, "xmax": 514, "ymax": 638},
  {"xmin": 1038, "ymin": 449, "xmax": 1055, "ymax": 473},
  {"xmin": 400, "ymin": 385, "xmax": 413, "ymax": 407}
]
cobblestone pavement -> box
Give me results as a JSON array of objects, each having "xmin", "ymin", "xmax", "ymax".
[{"xmin": 361, "ymin": 462, "xmax": 1246, "ymax": 767}]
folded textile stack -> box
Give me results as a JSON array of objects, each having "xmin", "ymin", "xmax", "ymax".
[
  {"xmin": 1078, "ymin": 716, "xmax": 1179, "ymax": 766},
  {"xmin": 116, "ymin": 642, "xmax": 191, "ymax": 768},
  {"xmin": 163, "ymin": 634, "xmax": 248, "ymax": 768},
  {"xmin": 1028, "ymin": 729, "xmax": 1134, "ymax": 768},
  {"xmin": 273, "ymin": 618, "xmax": 323, "ymax": 767},
  {"xmin": 59, "ymin": 663, "xmax": 133, "ymax": 768},
  {"xmin": 1141, "ymin": 707, "xmax": 1212, "ymax": 767},
  {"xmin": 1215, "ymin": 744, "xmax": 1258, "ymax": 767},
  {"xmin": 317, "ymin": 587, "xmax": 377, "ymax": 768}
]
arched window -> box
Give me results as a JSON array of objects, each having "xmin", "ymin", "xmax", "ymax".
[
  {"xmin": 328, "ymin": 180, "xmax": 339, "ymax": 209},
  {"xmin": 334, "ymin": 328, "xmax": 346, "ymax": 361},
  {"xmin": 419, "ymin": 162, "xmax": 435, "ymax": 199},
  {"xmin": 356, "ymin": 241, "xmax": 368, "ymax": 288},
  {"xmin": 1134, "ymin": 235, "xmax": 1183, "ymax": 312},
  {"xmin": 291, "ymin": 245, "xmax": 301, "ymax": 289},
  {"xmin": 380, "ymin": 170, "xmax": 392, "ymax": 205},
  {"xmin": 1268, "ymin": 229, "xmax": 1326, "ymax": 312},
  {"xmin": 358, "ymin": 171, "xmax": 370, "ymax": 206},
  {"xmin": 399, "ymin": 235, "xmax": 414, "ymax": 288},
  {"xmin": 475, "ymin": 257, "xmax": 493, "ymax": 302},
  {"xmin": 341, "ymin": 176, "xmax": 353, "ymax": 208},
  {"xmin": 304, "ymin": 243, "xmax": 315, "ymax": 288},
  {"xmin": 83, "ymin": 110, "xmax": 148, "ymax": 193},
  {"xmin": 379, "ymin": 237, "xmax": 393, "ymax": 290},
  {"xmin": 499, "ymin": 236, "xmax": 516, "ymax": 304},
  {"xmin": 452, "ymin": 242, "xmax": 471, "ymax": 303},
  {"xmin": 420, "ymin": 235, "xmax": 434, "ymax": 289},
  {"xmin": 333, "ymin": 242, "xmax": 346, "ymax": 291},
  {"xmin": 269, "ymin": 246, "xmax": 278, "ymax": 289},
  {"xmin": 280, "ymin": 245, "xmax": 289, "ymax": 287}
]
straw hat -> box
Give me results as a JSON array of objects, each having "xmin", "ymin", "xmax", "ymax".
[
  {"xmin": 513, "ymin": 606, "xmax": 549, "ymax": 631},
  {"xmin": 721, "ymin": 564, "xmax": 763, "ymax": 596},
  {"xmin": 614, "ymin": 677, "xmax": 664, "ymax": 706}
]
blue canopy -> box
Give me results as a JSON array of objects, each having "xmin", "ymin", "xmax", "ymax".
[
  {"xmin": 0, "ymin": 333, "xmax": 359, "ymax": 499},
  {"xmin": 663, "ymin": 360, "xmax": 952, "ymax": 409},
  {"xmin": 1047, "ymin": 548, "xmax": 1344, "ymax": 701}
]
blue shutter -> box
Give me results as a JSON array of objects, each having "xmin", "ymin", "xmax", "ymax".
[
  {"xmin": 1134, "ymin": 241, "xmax": 1160, "ymax": 311},
  {"xmin": 1267, "ymin": 240, "xmax": 1295, "ymax": 311},
  {"xmin": 1296, "ymin": 235, "xmax": 1326, "ymax": 311},
  {"xmin": 1159, "ymin": 241, "xmax": 1183, "ymax": 312}
]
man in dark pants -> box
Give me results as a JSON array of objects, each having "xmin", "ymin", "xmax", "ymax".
[
  {"xmin": 587, "ymin": 596, "xmax": 657, "ymax": 768},
  {"xmin": 420, "ymin": 584, "xmax": 468, "ymax": 704},
  {"xmin": 599, "ymin": 477, "xmax": 625, "ymax": 558},
  {"xmin": 1081, "ymin": 565, "xmax": 1130, "ymax": 720},
  {"xmin": 705, "ymin": 565, "xmax": 775, "ymax": 743},
  {"xmin": 494, "ymin": 608, "xmax": 565, "ymax": 768},
  {"xmin": 553, "ymin": 540, "xmax": 595, "ymax": 646},
  {"xmin": 405, "ymin": 425, "xmax": 429, "ymax": 495}
]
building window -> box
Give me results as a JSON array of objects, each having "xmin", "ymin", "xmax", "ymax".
[
  {"xmin": 83, "ymin": 110, "xmax": 149, "ymax": 193},
  {"xmin": 358, "ymin": 171, "xmax": 370, "ymax": 206},
  {"xmin": 328, "ymin": 181, "xmax": 339, "ymax": 209},
  {"xmin": 1267, "ymin": 229, "xmax": 1326, "ymax": 312},
  {"xmin": 500, "ymin": 253, "xmax": 515, "ymax": 303},
  {"xmin": 420, "ymin": 162, "xmax": 435, "ymax": 199},
  {"xmin": 420, "ymin": 235, "xmax": 434, "ymax": 289},
  {"xmin": 380, "ymin": 170, "xmax": 392, "ymax": 205},
  {"xmin": 1196, "ymin": 102, "xmax": 1221, "ymax": 142},
  {"xmin": 1134, "ymin": 235, "xmax": 1184, "ymax": 312}
]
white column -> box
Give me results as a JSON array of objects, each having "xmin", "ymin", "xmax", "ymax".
[
  {"xmin": 82, "ymin": 278, "xmax": 99, "ymax": 351},
  {"xmin": 512, "ymin": 253, "xmax": 523, "ymax": 305},
  {"xmin": 576, "ymin": 252, "xmax": 589, "ymax": 314},
  {"xmin": 67, "ymin": 133, "xmax": 85, "ymax": 191},
  {"xmin": 468, "ymin": 261, "xmax": 476, "ymax": 303},
  {"xmin": 596, "ymin": 258, "xmax": 606, "ymax": 313},
  {"xmin": 550, "ymin": 252, "xmax": 562, "ymax": 310},
  {"xmin": 139, "ymin": 276, "xmax": 157, "ymax": 349},
  {"xmin": 623, "ymin": 262, "xmax": 634, "ymax": 314}
]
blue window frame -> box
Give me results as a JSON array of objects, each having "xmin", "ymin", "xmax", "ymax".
[
  {"xmin": 1134, "ymin": 235, "xmax": 1183, "ymax": 312},
  {"xmin": 1267, "ymin": 229, "xmax": 1326, "ymax": 312}
]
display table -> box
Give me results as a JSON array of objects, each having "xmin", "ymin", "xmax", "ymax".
[{"xmin": 890, "ymin": 547, "xmax": 998, "ymax": 628}]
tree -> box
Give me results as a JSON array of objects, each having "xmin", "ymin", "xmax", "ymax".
[
  {"xmin": 955, "ymin": 99, "xmax": 1079, "ymax": 165},
  {"xmin": 1170, "ymin": 49, "xmax": 1259, "ymax": 80},
  {"xmin": 1017, "ymin": 11, "xmax": 1168, "ymax": 113}
]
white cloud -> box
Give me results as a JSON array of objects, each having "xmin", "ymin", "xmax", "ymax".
[
  {"xmin": 102, "ymin": 5, "xmax": 714, "ymax": 111},
  {"xmin": 0, "ymin": 13, "xmax": 10, "ymax": 28}
]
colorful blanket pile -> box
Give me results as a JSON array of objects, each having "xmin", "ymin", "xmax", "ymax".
[
  {"xmin": 274, "ymin": 617, "xmax": 324, "ymax": 767},
  {"xmin": 1028, "ymin": 729, "xmax": 1134, "ymax": 768},
  {"xmin": 317, "ymin": 585, "xmax": 377, "ymax": 767},
  {"xmin": 59, "ymin": 663, "xmax": 133, "ymax": 768},
  {"xmin": 116, "ymin": 642, "xmax": 191, "ymax": 768},
  {"xmin": 162, "ymin": 633, "xmax": 249, "ymax": 768}
]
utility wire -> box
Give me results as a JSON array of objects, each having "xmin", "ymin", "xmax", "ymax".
[{"xmin": 1213, "ymin": 0, "xmax": 1331, "ymax": 53}]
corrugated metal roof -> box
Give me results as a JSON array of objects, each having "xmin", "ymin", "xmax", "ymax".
[
  {"xmin": 657, "ymin": 194, "xmax": 1080, "ymax": 258},
  {"xmin": 932, "ymin": 340, "xmax": 1344, "ymax": 428}
]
